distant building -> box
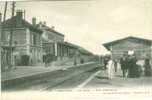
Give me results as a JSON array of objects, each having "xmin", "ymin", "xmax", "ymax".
[
  {"xmin": 36, "ymin": 22, "xmax": 81, "ymax": 64},
  {"xmin": 103, "ymin": 36, "xmax": 152, "ymax": 60},
  {"xmin": 37, "ymin": 22, "xmax": 64, "ymax": 43},
  {"xmin": 1, "ymin": 10, "xmax": 43, "ymax": 66},
  {"xmin": 36, "ymin": 21, "xmax": 94, "ymax": 65},
  {"xmin": 77, "ymin": 46, "xmax": 94, "ymax": 63},
  {"xmin": 64, "ymin": 43, "xmax": 94, "ymax": 64},
  {"xmin": 35, "ymin": 17, "xmax": 95, "ymax": 65},
  {"xmin": 37, "ymin": 22, "xmax": 64, "ymax": 57}
]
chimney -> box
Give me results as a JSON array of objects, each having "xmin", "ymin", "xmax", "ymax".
[
  {"xmin": 16, "ymin": 10, "xmax": 23, "ymax": 27},
  {"xmin": 51, "ymin": 26, "xmax": 55, "ymax": 30},
  {"xmin": 39, "ymin": 21, "xmax": 42, "ymax": 28},
  {"xmin": 16, "ymin": 10, "xmax": 23, "ymax": 19},
  {"xmin": 43, "ymin": 21, "xmax": 46, "ymax": 25},
  {"xmin": 32, "ymin": 17, "xmax": 36, "ymax": 26}
]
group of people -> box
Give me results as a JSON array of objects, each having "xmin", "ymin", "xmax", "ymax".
[
  {"xmin": 120, "ymin": 54, "xmax": 152, "ymax": 78},
  {"xmin": 120, "ymin": 54, "xmax": 139, "ymax": 78},
  {"xmin": 104, "ymin": 54, "xmax": 152, "ymax": 79}
]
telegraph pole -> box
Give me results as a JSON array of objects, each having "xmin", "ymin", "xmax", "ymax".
[
  {"xmin": 3, "ymin": 2, "xmax": 8, "ymax": 22},
  {"xmin": 1, "ymin": 2, "xmax": 8, "ymax": 71},
  {"xmin": 1, "ymin": 2, "xmax": 8, "ymax": 44},
  {"xmin": 1, "ymin": 2, "xmax": 8, "ymax": 43},
  {"xmin": 1, "ymin": 2, "xmax": 7, "ymax": 42},
  {"xmin": 8, "ymin": 1, "xmax": 15, "ymax": 69}
]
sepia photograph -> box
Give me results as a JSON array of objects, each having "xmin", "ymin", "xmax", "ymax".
[{"xmin": 0, "ymin": 0, "xmax": 152, "ymax": 99}]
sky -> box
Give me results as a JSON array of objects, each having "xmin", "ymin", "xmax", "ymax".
[{"xmin": 0, "ymin": 0, "xmax": 152, "ymax": 55}]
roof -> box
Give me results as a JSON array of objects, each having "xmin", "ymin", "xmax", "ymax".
[
  {"xmin": 103, "ymin": 36, "xmax": 152, "ymax": 50},
  {"xmin": 37, "ymin": 24, "xmax": 64, "ymax": 37},
  {"xmin": 64, "ymin": 42, "xmax": 93, "ymax": 55},
  {"xmin": 58, "ymin": 41, "xmax": 93, "ymax": 55},
  {"xmin": 2, "ymin": 16, "xmax": 42, "ymax": 33},
  {"xmin": 57, "ymin": 42, "xmax": 78, "ymax": 49},
  {"xmin": 78, "ymin": 47, "xmax": 93, "ymax": 55}
]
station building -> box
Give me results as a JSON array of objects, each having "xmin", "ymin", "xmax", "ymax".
[
  {"xmin": 36, "ymin": 21, "xmax": 94, "ymax": 65},
  {"xmin": 36, "ymin": 22, "xmax": 79, "ymax": 64},
  {"xmin": 1, "ymin": 10, "xmax": 43, "ymax": 67},
  {"xmin": 1, "ymin": 10, "xmax": 95, "ymax": 69},
  {"xmin": 103, "ymin": 36, "xmax": 152, "ymax": 60}
]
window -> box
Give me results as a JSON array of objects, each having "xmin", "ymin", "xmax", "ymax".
[
  {"xmin": 33, "ymin": 34, "xmax": 36, "ymax": 45},
  {"xmin": 7, "ymin": 32, "xmax": 10, "ymax": 41}
]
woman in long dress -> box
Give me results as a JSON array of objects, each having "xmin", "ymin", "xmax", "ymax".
[
  {"xmin": 106, "ymin": 57, "xmax": 115, "ymax": 79},
  {"xmin": 144, "ymin": 58, "xmax": 152, "ymax": 76}
]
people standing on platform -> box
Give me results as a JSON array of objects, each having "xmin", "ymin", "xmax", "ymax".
[
  {"xmin": 128, "ymin": 54, "xmax": 138, "ymax": 78},
  {"xmin": 120, "ymin": 54, "xmax": 129, "ymax": 78},
  {"xmin": 103, "ymin": 56, "xmax": 109, "ymax": 70},
  {"xmin": 136, "ymin": 59, "xmax": 145, "ymax": 77},
  {"xmin": 144, "ymin": 58, "xmax": 152, "ymax": 76},
  {"xmin": 44, "ymin": 54, "xmax": 54, "ymax": 67},
  {"xmin": 44, "ymin": 54, "xmax": 49, "ymax": 67},
  {"xmin": 106, "ymin": 56, "xmax": 115, "ymax": 79},
  {"xmin": 114, "ymin": 59, "xmax": 118, "ymax": 72}
]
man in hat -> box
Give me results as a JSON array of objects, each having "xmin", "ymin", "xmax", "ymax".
[{"xmin": 120, "ymin": 53, "xmax": 129, "ymax": 78}]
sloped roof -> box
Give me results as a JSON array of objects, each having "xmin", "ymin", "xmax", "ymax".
[
  {"xmin": 57, "ymin": 41, "xmax": 78, "ymax": 49},
  {"xmin": 64, "ymin": 42, "xmax": 93, "ymax": 55},
  {"xmin": 2, "ymin": 16, "xmax": 42, "ymax": 33},
  {"xmin": 78, "ymin": 47, "xmax": 93, "ymax": 55},
  {"xmin": 103, "ymin": 36, "xmax": 152, "ymax": 50},
  {"xmin": 58, "ymin": 41, "xmax": 93, "ymax": 55},
  {"xmin": 37, "ymin": 24, "xmax": 64, "ymax": 37}
]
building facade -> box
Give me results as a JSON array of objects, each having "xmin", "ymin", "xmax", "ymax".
[
  {"xmin": 78, "ymin": 47, "xmax": 94, "ymax": 63},
  {"xmin": 36, "ymin": 21, "xmax": 93, "ymax": 65},
  {"xmin": 1, "ymin": 10, "xmax": 43, "ymax": 67},
  {"xmin": 25, "ymin": 18, "xmax": 94, "ymax": 66},
  {"xmin": 37, "ymin": 22, "xmax": 79, "ymax": 64},
  {"xmin": 103, "ymin": 36, "xmax": 152, "ymax": 60}
]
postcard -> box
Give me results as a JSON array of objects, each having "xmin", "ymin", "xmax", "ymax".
[{"xmin": 1, "ymin": 0, "xmax": 152, "ymax": 100}]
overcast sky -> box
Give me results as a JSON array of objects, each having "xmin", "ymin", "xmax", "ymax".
[{"xmin": 0, "ymin": 0, "xmax": 152, "ymax": 55}]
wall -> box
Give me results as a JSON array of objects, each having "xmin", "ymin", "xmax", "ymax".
[
  {"xmin": 47, "ymin": 31, "xmax": 64, "ymax": 42},
  {"xmin": 42, "ymin": 29, "xmax": 64, "ymax": 58},
  {"xmin": 111, "ymin": 38, "xmax": 151, "ymax": 59},
  {"xmin": 30, "ymin": 30, "xmax": 42, "ymax": 46},
  {"xmin": 2, "ymin": 28, "xmax": 28, "ymax": 66},
  {"xmin": 42, "ymin": 30, "xmax": 64, "ymax": 43},
  {"xmin": 29, "ymin": 30, "xmax": 43, "ymax": 65},
  {"xmin": 2, "ymin": 28, "xmax": 26, "ymax": 46},
  {"xmin": 2, "ymin": 28, "xmax": 27, "ymax": 55},
  {"xmin": 43, "ymin": 43, "xmax": 55, "ymax": 55}
]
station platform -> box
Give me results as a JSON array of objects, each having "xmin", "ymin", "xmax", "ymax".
[{"xmin": 1, "ymin": 62, "xmax": 96, "ymax": 82}]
